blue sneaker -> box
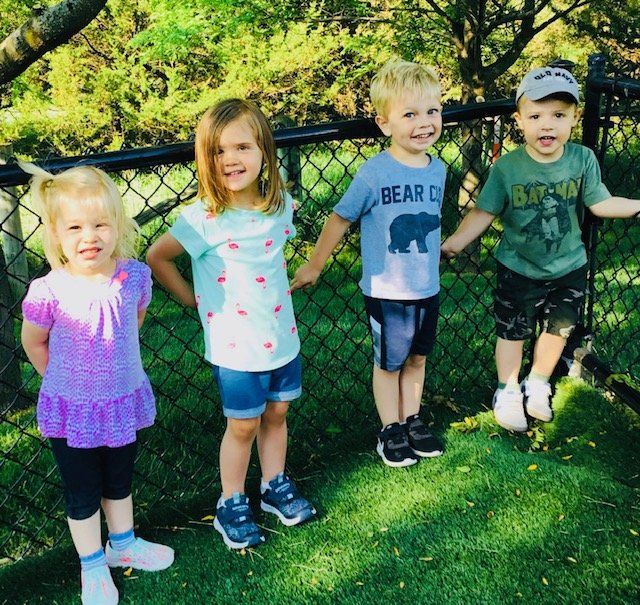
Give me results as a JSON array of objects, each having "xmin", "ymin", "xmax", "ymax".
[
  {"xmin": 260, "ymin": 472, "xmax": 317, "ymax": 527},
  {"xmin": 214, "ymin": 493, "xmax": 265, "ymax": 549}
]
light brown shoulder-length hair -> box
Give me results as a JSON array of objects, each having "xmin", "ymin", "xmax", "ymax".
[{"xmin": 195, "ymin": 98, "xmax": 285, "ymax": 215}]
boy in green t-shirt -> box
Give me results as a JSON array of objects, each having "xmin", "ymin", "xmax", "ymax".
[{"xmin": 441, "ymin": 66, "xmax": 640, "ymax": 432}]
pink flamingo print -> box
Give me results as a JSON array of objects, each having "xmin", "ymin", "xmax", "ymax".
[
  {"xmin": 235, "ymin": 303, "xmax": 248, "ymax": 316},
  {"xmin": 291, "ymin": 326, "xmax": 297, "ymax": 334},
  {"xmin": 207, "ymin": 311, "xmax": 214, "ymax": 324},
  {"xmin": 264, "ymin": 239, "xmax": 273, "ymax": 253},
  {"xmin": 228, "ymin": 342, "xmax": 236, "ymax": 349},
  {"xmin": 255, "ymin": 276, "xmax": 266, "ymax": 289},
  {"xmin": 264, "ymin": 342, "xmax": 274, "ymax": 353},
  {"xmin": 227, "ymin": 238, "xmax": 239, "ymax": 250},
  {"xmin": 195, "ymin": 294, "xmax": 201, "ymax": 308},
  {"xmin": 282, "ymin": 261, "xmax": 287, "ymax": 269},
  {"xmin": 284, "ymin": 225, "xmax": 291, "ymax": 236},
  {"xmin": 217, "ymin": 271, "xmax": 226, "ymax": 284},
  {"xmin": 274, "ymin": 304, "xmax": 282, "ymax": 317},
  {"xmin": 286, "ymin": 289, "xmax": 291, "ymax": 296}
]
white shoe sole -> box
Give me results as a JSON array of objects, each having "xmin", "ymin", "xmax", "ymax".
[
  {"xmin": 526, "ymin": 405, "xmax": 553, "ymax": 422},
  {"xmin": 411, "ymin": 447, "xmax": 443, "ymax": 458},
  {"xmin": 494, "ymin": 416, "xmax": 528, "ymax": 432},
  {"xmin": 260, "ymin": 501, "xmax": 316, "ymax": 527},
  {"xmin": 213, "ymin": 517, "xmax": 263, "ymax": 550},
  {"xmin": 376, "ymin": 442, "xmax": 418, "ymax": 467}
]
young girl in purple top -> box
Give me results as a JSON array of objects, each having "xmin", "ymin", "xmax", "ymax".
[{"xmin": 20, "ymin": 162, "xmax": 173, "ymax": 605}]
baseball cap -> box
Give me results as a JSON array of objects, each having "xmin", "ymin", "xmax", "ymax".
[{"xmin": 516, "ymin": 67, "xmax": 580, "ymax": 104}]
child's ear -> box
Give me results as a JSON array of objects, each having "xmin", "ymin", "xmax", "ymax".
[
  {"xmin": 375, "ymin": 114, "xmax": 391, "ymax": 137},
  {"xmin": 572, "ymin": 107, "xmax": 582, "ymax": 126},
  {"xmin": 513, "ymin": 111, "xmax": 523, "ymax": 131}
]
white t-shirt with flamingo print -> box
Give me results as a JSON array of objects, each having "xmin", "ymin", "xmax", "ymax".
[{"xmin": 170, "ymin": 195, "xmax": 300, "ymax": 371}]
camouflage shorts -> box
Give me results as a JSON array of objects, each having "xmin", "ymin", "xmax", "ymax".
[{"xmin": 494, "ymin": 263, "xmax": 587, "ymax": 341}]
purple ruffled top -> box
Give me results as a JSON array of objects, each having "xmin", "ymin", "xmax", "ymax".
[{"xmin": 22, "ymin": 259, "xmax": 156, "ymax": 448}]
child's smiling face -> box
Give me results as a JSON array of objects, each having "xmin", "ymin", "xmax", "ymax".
[
  {"xmin": 375, "ymin": 91, "xmax": 442, "ymax": 166},
  {"xmin": 515, "ymin": 97, "xmax": 580, "ymax": 163},
  {"xmin": 216, "ymin": 117, "xmax": 264, "ymax": 206}
]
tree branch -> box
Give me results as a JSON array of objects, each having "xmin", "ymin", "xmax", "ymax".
[{"xmin": 0, "ymin": 0, "xmax": 108, "ymax": 86}]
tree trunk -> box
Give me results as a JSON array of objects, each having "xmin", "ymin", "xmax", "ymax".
[
  {"xmin": 0, "ymin": 144, "xmax": 29, "ymax": 297},
  {"xmin": 0, "ymin": 242, "xmax": 25, "ymax": 414}
]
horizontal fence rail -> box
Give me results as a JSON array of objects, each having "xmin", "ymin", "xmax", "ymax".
[{"xmin": 0, "ymin": 55, "xmax": 638, "ymax": 563}]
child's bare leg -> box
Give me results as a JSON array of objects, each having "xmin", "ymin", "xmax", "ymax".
[
  {"xmin": 372, "ymin": 365, "xmax": 400, "ymax": 426},
  {"xmin": 531, "ymin": 332, "xmax": 566, "ymax": 377},
  {"xmin": 257, "ymin": 401, "xmax": 288, "ymax": 482},
  {"xmin": 102, "ymin": 495, "xmax": 133, "ymax": 534},
  {"xmin": 220, "ymin": 417, "xmax": 260, "ymax": 498},
  {"xmin": 495, "ymin": 337, "xmax": 524, "ymax": 385},
  {"xmin": 68, "ymin": 511, "xmax": 102, "ymax": 557},
  {"xmin": 398, "ymin": 354, "xmax": 426, "ymax": 421}
]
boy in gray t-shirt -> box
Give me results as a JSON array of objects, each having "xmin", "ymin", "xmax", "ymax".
[
  {"xmin": 442, "ymin": 66, "xmax": 640, "ymax": 433},
  {"xmin": 291, "ymin": 59, "xmax": 446, "ymax": 467}
]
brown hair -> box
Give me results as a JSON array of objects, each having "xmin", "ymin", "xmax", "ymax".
[{"xmin": 194, "ymin": 99, "xmax": 285, "ymax": 215}]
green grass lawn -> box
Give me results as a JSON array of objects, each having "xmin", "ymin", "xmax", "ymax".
[{"xmin": 1, "ymin": 378, "xmax": 638, "ymax": 604}]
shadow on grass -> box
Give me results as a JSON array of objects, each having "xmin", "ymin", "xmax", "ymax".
[{"xmin": 2, "ymin": 380, "xmax": 638, "ymax": 604}]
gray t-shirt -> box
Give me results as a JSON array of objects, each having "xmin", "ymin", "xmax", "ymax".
[
  {"xmin": 477, "ymin": 143, "xmax": 610, "ymax": 279},
  {"xmin": 333, "ymin": 150, "xmax": 445, "ymax": 299}
]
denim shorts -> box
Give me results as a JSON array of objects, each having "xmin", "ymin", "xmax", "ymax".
[
  {"xmin": 494, "ymin": 262, "xmax": 587, "ymax": 340},
  {"xmin": 49, "ymin": 438, "xmax": 137, "ymax": 520},
  {"xmin": 363, "ymin": 294, "xmax": 439, "ymax": 371},
  {"xmin": 212, "ymin": 355, "xmax": 302, "ymax": 419}
]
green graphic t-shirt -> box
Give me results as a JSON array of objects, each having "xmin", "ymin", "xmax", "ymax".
[{"xmin": 477, "ymin": 143, "xmax": 610, "ymax": 279}]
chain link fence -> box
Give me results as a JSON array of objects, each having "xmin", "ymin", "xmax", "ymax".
[{"xmin": 1, "ymin": 55, "xmax": 638, "ymax": 563}]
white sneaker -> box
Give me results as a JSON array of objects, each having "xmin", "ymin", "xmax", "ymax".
[
  {"xmin": 492, "ymin": 388, "xmax": 527, "ymax": 432},
  {"xmin": 523, "ymin": 379, "xmax": 553, "ymax": 422}
]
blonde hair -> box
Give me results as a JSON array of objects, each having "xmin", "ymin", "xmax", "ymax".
[
  {"xmin": 370, "ymin": 59, "xmax": 441, "ymax": 116},
  {"xmin": 195, "ymin": 98, "xmax": 285, "ymax": 215},
  {"xmin": 18, "ymin": 161, "xmax": 139, "ymax": 269}
]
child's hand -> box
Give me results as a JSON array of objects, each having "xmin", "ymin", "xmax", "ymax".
[
  {"xmin": 440, "ymin": 238, "xmax": 460, "ymax": 261},
  {"xmin": 290, "ymin": 263, "xmax": 321, "ymax": 291}
]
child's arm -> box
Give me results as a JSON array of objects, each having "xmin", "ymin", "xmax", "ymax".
[
  {"xmin": 21, "ymin": 320, "xmax": 49, "ymax": 377},
  {"xmin": 441, "ymin": 208, "xmax": 496, "ymax": 259},
  {"xmin": 146, "ymin": 233, "xmax": 197, "ymax": 308},
  {"xmin": 589, "ymin": 196, "xmax": 640, "ymax": 219},
  {"xmin": 290, "ymin": 212, "xmax": 352, "ymax": 290}
]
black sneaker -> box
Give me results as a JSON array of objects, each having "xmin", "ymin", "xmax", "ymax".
[
  {"xmin": 405, "ymin": 414, "xmax": 443, "ymax": 458},
  {"xmin": 376, "ymin": 422, "xmax": 419, "ymax": 467}
]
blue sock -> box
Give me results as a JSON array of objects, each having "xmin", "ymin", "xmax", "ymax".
[
  {"xmin": 80, "ymin": 548, "xmax": 107, "ymax": 571},
  {"xmin": 108, "ymin": 528, "xmax": 135, "ymax": 551}
]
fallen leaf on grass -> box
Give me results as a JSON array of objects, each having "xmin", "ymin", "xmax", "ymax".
[
  {"xmin": 542, "ymin": 577, "xmax": 549, "ymax": 586},
  {"xmin": 630, "ymin": 529, "xmax": 639, "ymax": 537},
  {"xmin": 419, "ymin": 556, "xmax": 434, "ymax": 562},
  {"xmin": 393, "ymin": 546, "xmax": 400, "ymax": 557},
  {"xmin": 487, "ymin": 510, "xmax": 495, "ymax": 518},
  {"xmin": 558, "ymin": 514, "xmax": 565, "ymax": 521},
  {"xmin": 587, "ymin": 441, "xmax": 596, "ymax": 448},
  {"xmin": 567, "ymin": 557, "xmax": 578, "ymax": 564},
  {"xmin": 372, "ymin": 541, "xmax": 379, "ymax": 548},
  {"xmin": 457, "ymin": 466, "xmax": 471, "ymax": 473},
  {"xmin": 399, "ymin": 581, "xmax": 405, "ymax": 589},
  {"xmin": 466, "ymin": 500, "xmax": 475, "ymax": 507},
  {"xmin": 515, "ymin": 489, "xmax": 521, "ymax": 497},
  {"xmin": 562, "ymin": 455, "xmax": 573, "ymax": 461},
  {"xmin": 355, "ymin": 581, "xmax": 364, "ymax": 586},
  {"xmin": 310, "ymin": 577, "xmax": 319, "ymax": 586},
  {"xmin": 450, "ymin": 416, "xmax": 479, "ymax": 433},
  {"xmin": 527, "ymin": 464, "xmax": 538, "ymax": 471},
  {"xmin": 124, "ymin": 567, "xmax": 133, "ymax": 577},
  {"xmin": 379, "ymin": 527, "xmax": 389, "ymax": 532},
  {"xmin": 201, "ymin": 515, "xmax": 214, "ymax": 521}
]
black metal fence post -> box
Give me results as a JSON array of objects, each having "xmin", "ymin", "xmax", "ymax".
[{"xmin": 580, "ymin": 53, "xmax": 607, "ymax": 339}]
